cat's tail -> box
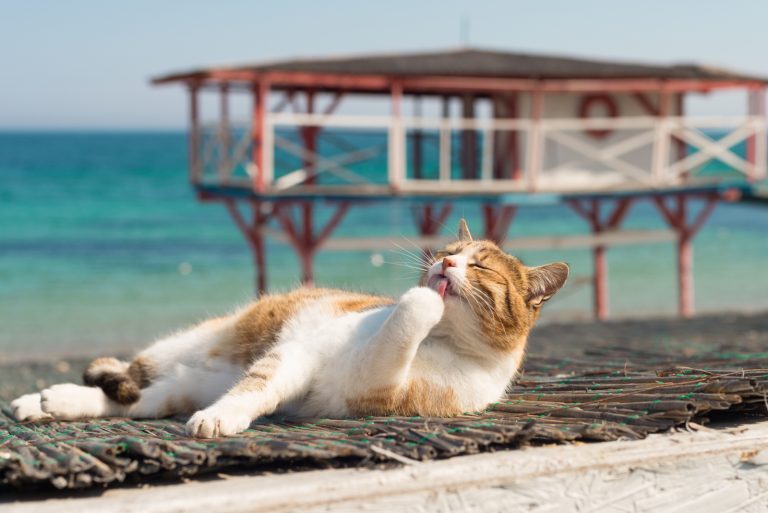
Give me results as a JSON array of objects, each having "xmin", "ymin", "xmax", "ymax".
[{"xmin": 83, "ymin": 357, "xmax": 142, "ymax": 405}]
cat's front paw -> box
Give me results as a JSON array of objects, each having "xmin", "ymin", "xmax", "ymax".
[
  {"xmin": 11, "ymin": 393, "xmax": 52, "ymax": 422},
  {"xmin": 400, "ymin": 287, "xmax": 445, "ymax": 326},
  {"xmin": 186, "ymin": 407, "xmax": 252, "ymax": 438}
]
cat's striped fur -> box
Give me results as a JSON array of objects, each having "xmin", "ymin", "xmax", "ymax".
[{"xmin": 12, "ymin": 220, "xmax": 568, "ymax": 438}]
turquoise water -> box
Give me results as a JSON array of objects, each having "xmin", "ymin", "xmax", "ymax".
[{"xmin": 1, "ymin": 132, "xmax": 767, "ymax": 359}]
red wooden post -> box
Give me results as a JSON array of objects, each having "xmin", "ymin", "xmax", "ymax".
[
  {"xmin": 413, "ymin": 94, "xmax": 423, "ymax": 179},
  {"xmin": 591, "ymin": 201, "xmax": 608, "ymax": 320},
  {"xmin": 389, "ymin": 81, "xmax": 404, "ymax": 188},
  {"xmin": 677, "ymin": 196, "xmax": 693, "ymax": 317},
  {"xmin": 568, "ymin": 198, "xmax": 633, "ymax": 320},
  {"xmin": 302, "ymin": 90, "xmax": 317, "ymax": 183},
  {"xmin": 412, "ymin": 203, "xmax": 452, "ymax": 259},
  {"xmin": 218, "ymin": 83, "xmax": 230, "ymax": 180},
  {"xmin": 652, "ymin": 193, "xmax": 717, "ymax": 318},
  {"xmin": 251, "ymin": 80, "xmax": 269, "ymax": 192},
  {"xmin": 225, "ymin": 200, "xmax": 269, "ymax": 295},
  {"xmin": 491, "ymin": 94, "xmax": 519, "ymax": 180},
  {"xmin": 188, "ymin": 81, "xmax": 201, "ymax": 183},
  {"xmin": 527, "ymin": 88, "xmax": 544, "ymax": 192},
  {"xmin": 275, "ymin": 202, "xmax": 351, "ymax": 286},
  {"xmin": 461, "ymin": 94, "xmax": 477, "ymax": 179},
  {"xmin": 482, "ymin": 204, "xmax": 517, "ymax": 244},
  {"xmin": 507, "ymin": 94, "xmax": 521, "ymax": 180}
]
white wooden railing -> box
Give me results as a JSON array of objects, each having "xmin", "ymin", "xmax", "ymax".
[{"xmin": 195, "ymin": 114, "xmax": 767, "ymax": 193}]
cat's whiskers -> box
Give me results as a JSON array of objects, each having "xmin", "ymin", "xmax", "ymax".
[
  {"xmin": 382, "ymin": 261, "xmax": 431, "ymax": 272},
  {"xmin": 466, "ymin": 286, "xmax": 508, "ymax": 337},
  {"xmin": 391, "ymin": 241, "xmax": 435, "ymax": 271}
]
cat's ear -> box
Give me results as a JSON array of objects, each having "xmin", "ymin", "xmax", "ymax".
[
  {"xmin": 458, "ymin": 218, "xmax": 473, "ymax": 242},
  {"xmin": 526, "ymin": 263, "xmax": 569, "ymax": 307}
]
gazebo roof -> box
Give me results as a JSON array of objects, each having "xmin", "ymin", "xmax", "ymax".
[{"xmin": 153, "ymin": 48, "xmax": 768, "ymax": 86}]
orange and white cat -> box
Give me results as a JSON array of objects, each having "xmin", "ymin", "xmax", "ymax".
[{"xmin": 12, "ymin": 220, "xmax": 568, "ymax": 438}]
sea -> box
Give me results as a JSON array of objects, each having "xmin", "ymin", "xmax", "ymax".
[{"xmin": 1, "ymin": 131, "xmax": 767, "ymax": 359}]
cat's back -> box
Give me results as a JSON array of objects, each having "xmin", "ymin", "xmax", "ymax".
[{"xmin": 212, "ymin": 287, "xmax": 394, "ymax": 365}]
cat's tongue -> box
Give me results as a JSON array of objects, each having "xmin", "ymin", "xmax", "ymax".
[{"xmin": 428, "ymin": 275, "xmax": 449, "ymax": 298}]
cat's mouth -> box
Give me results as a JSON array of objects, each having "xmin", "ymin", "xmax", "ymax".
[{"xmin": 427, "ymin": 274, "xmax": 454, "ymax": 299}]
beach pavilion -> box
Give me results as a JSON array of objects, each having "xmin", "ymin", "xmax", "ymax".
[{"xmin": 153, "ymin": 48, "xmax": 768, "ymax": 319}]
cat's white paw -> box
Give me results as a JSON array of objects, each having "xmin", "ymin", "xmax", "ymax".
[
  {"xmin": 400, "ymin": 287, "xmax": 445, "ymax": 326},
  {"xmin": 186, "ymin": 407, "xmax": 252, "ymax": 438},
  {"xmin": 40, "ymin": 383, "xmax": 104, "ymax": 420},
  {"xmin": 11, "ymin": 393, "xmax": 52, "ymax": 422}
]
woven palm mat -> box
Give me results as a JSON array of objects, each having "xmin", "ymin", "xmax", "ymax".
[{"xmin": 1, "ymin": 348, "xmax": 768, "ymax": 491}]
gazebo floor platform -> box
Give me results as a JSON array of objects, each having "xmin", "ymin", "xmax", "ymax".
[{"xmin": 2, "ymin": 310, "xmax": 768, "ymax": 492}]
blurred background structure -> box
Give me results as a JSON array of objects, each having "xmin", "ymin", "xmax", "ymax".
[{"xmin": 154, "ymin": 48, "xmax": 765, "ymax": 320}]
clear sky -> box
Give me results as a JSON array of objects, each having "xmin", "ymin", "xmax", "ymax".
[{"xmin": 2, "ymin": 0, "xmax": 767, "ymax": 129}]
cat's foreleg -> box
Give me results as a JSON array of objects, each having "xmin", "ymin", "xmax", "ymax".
[
  {"xmin": 186, "ymin": 347, "xmax": 309, "ymax": 438},
  {"xmin": 356, "ymin": 286, "xmax": 445, "ymax": 390}
]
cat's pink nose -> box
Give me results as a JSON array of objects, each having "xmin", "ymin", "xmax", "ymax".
[{"xmin": 442, "ymin": 257, "xmax": 457, "ymax": 271}]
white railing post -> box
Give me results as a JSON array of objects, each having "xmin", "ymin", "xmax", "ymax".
[
  {"xmin": 263, "ymin": 115, "xmax": 274, "ymax": 187},
  {"xmin": 652, "ymin": 90, "xmax": 671, "ymax": 185},
  {"xmin": 481, "ymin": 127, "xmax": 494, "ymax": 182},
  {"xmin": 752, "ymin": 87, "xmax": 767, "ymax": 180},
  {"xmin": 526, "ymin": 88, "xmax": 544, "ymax": 191},
  {"xmin": 756, "ymin": 117, "xmax": 768, "ymax": 180},
  {"xmin": 389, "ymin": 82, "xmax": 404, "ymax": 188},
  {"xmin": 652, "ymin": 118, "xmax": 671, "ymax": 185}
]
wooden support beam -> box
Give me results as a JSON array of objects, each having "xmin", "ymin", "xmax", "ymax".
[
  {"xmin": 251, "ymin": 80, "xmax": 270, "ymax": 192},
  {"xmin": 218, "ymin": 83, "xmax": 231, "ymax": 180},
  {"xmin": 224, "ymin": 199, "xmax": 270, "ymax": 295},
  {"xmin": 651, "ymin": 193, "xmax": 718, "ymax": 318},
  {"xmin": 188, "ymin": 82, "xmax": 201, "ymax": 183},
  {"xmin": 411, "ymin": 203, "xmax": 452, "ymax": 259},
  {"xmin": 461, "ymin": 94, "xmax": 477, "ymax": 180},
  {"xmin": 482, "ymin": 205, "xmax": 517, "ymax": 244},
  {"xmin": 412, "ymin": 95, "xmax": 424, "ymax": 180},
  {"xmin": 567, "ymin": 198, "xmax": 634, "ymax": 321},
  {"xmin": 274, "ymin": 201, "xmax": 351, "ymax": 285}
]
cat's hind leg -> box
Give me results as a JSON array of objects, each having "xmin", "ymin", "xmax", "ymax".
[
  {"xmin": 38, "ymin": 384, "xmax": 123, "ymax": 420},
  {"xmin": 10, "ymin": 393, "xmax": 52, "ymax": 422},
  {"xmin": 38, "ymin": 364, "xmax": 240, "ymax": 421}
]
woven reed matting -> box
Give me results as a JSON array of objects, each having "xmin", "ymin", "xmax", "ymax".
[{"xmin": 2, "ymin": 344, "xmax": 767, "ymax": 491}]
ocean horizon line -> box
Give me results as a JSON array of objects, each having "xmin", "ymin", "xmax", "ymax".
[{"xmin": 0, "ymin": 127, "xmax": 188, "ymax": 134}]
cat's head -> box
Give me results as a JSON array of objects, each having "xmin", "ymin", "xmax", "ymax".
[{"xmin": 421, "ymin": 219, "xmax": 568, "ymax": 349}]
